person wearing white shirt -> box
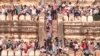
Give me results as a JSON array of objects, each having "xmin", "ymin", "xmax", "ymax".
[
  {"xmin": 31, "ymin": 6, "xmax": 37, "ymax": 21},
  {"xmin": 73, "ymin": 41, "xmax": 79, "ymax": 56},
  {"xmin": 48, "ymin": 14, "xmax": 52, "ymax": 24},
  {"xmin": 1, "ymin": 8, "xmax": 5, "ymax": 15},
  {"xmin": 32, "ymin": 7, "xmax": 37, "ymax": 16},
  {"xmin": 93, "ymin": 8, "xmax": 99, "ymax": 14}
]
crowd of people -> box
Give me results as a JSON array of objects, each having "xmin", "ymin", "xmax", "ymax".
[
  {"xmin": 0, "ymin": 38, "xmax": 39, "ymax": 56},
  {"xmin": 0, "ymin": 0, "xmax": 100, "ymax": 56},
  {"xmin": 0, "ymin": 1, "xmax": 99, "ymax": 21},
  {"xmin": 0, "ymin": 37, "xmax": 100, "ymax": 56}
]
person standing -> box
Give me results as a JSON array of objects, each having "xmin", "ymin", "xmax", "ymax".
[
  {"xmin": 81, "ymin": 40, "xmax": 90, "ymax": 56},
  {"xmin": 81, "ymin": 40, "xmax": 88, "ymax": 50},
  {"xmin": 73, "ymin": 41, "xmax": 79, "ymax": 56},
  {"xmin": 89, "ymin": 42, "xmax": 95, "ymax": 56},
  {"xmin": 52, "ymin": 1, "xmax": 58, "ymax": 20},
  {"xmin": 69, "ymin": 40, "xmax": 74, "ymax": 49},
  {"xmin": 47, "ymin": 13, "xmax": 52, "ymax": 24},
  {"xmin": 63, "ymin": 46, "xmax": 69, "ymax": 56},
  {"xmin": 95, "ymin": 42, "xmax": 100, "ymax": 50}
]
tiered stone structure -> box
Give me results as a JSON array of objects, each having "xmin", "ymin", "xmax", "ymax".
[
  {"xmin": 0, "ymin": 15, "xmax": 39, "ymax": 42},
  {"xmin": 62, "ymin": 15, "xmax": 100, "ymax": 41},
  {"xmin": 64, "ymin": 22, "xmax": 100, "ymax": 40}
]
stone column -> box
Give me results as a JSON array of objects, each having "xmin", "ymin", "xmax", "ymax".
[
  {"xmin": 58, "ymin": 14, "xmax": 64, "ymax": 47},
  {"xmin": 38, "ymin": 13, "xmax": 45, "ymax": 47}
]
